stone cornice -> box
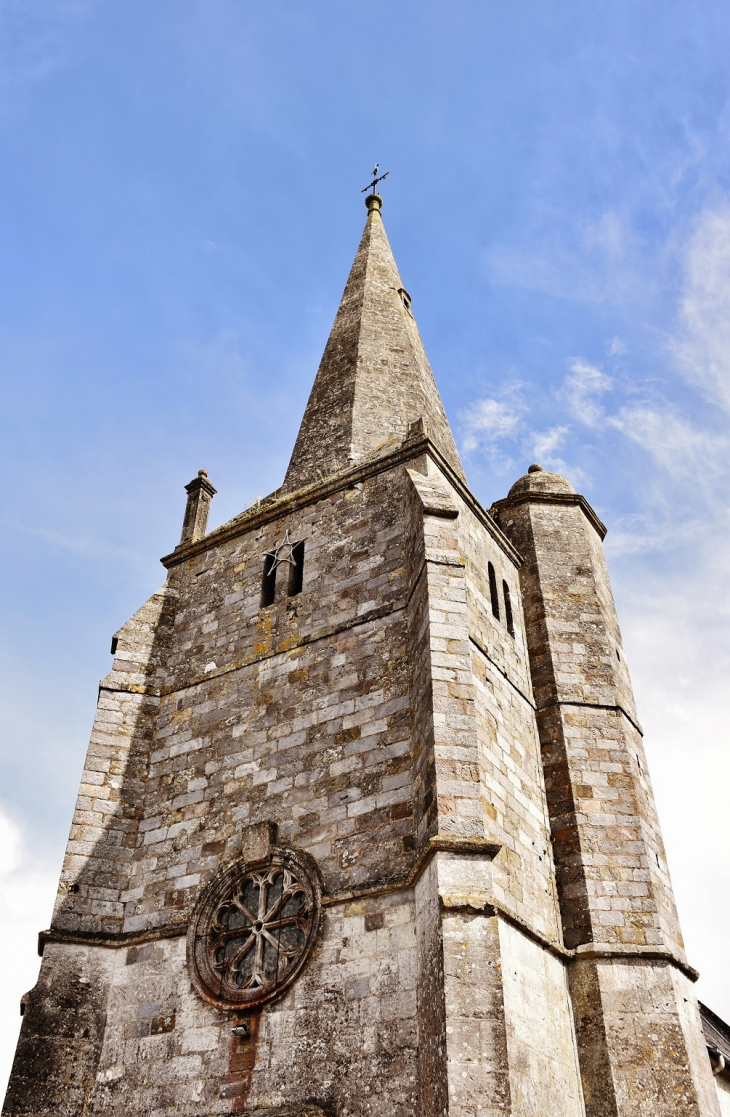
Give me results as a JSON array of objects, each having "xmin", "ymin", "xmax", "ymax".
[
  {"xmin": 469, "ymin": 635, "xmax": 536, "ymax": 711},
  {"xmin": 161, "ymin": 436, "xmax": 522, "ymax": 570},
  {"xmin": 40, "ymin": 849, "xmax": 698, "ymax": 983},
  {"xmin": 538, "ymin": 697, "xmax": 644, "ymax": 737},
  {"xmin": 40, "ymin": 836, "xmax": 502, "ymax": 958},
  {"xmin": 490, "ymin": 489, "xmax": 607, "ymax": 541},
  {"xmin": 572, "ymin": 942, "xmax": 698, "ymax": 983}
]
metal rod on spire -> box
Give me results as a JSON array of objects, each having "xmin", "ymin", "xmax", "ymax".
[{"xmin": 361, "ymin": 163, "xmax": 390, "ymax": 194}]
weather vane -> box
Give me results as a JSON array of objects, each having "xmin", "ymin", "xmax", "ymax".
[{"xmin": 361, "ymin": 163, "xmax": 390, "ymax": 195}]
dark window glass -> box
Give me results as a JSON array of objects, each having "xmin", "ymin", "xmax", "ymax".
[{"xmin": 488, "ymin": 562, "xmax": 500, "ymax": 620}]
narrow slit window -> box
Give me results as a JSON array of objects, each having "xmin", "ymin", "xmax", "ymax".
[
  {"xmin": 288, "ymin": 540, "xmax": 305, "ymax": 597},
  {"xmin": 502, "ymin": 581, "xmax": 515, "ymax": 637},
  {"xmin": 110, "ymin": 636, "xmax": 118, "ymax": 656},
  {"xmin": 488, "ymin": 562, "xmax": 500, "ymax": 620},
  {"xmin": 261, "ymin": 553, "xmax": 276, "ymax": 607}
]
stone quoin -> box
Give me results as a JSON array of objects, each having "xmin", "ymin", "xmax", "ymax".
[{"xmin": 3, "ymin": 191, "xmax": 725, "ymax": 1117}]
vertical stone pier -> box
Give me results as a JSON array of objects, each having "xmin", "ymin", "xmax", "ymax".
[{"xmin": 493, "ymin": 464, "xmax": 719, "ymax": 1117}]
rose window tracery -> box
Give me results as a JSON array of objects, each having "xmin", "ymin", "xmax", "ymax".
[{"xmin": 188, "ymin": 847, "xmax": 320, "ymax": 1010}]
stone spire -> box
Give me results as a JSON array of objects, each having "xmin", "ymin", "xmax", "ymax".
[{"xmin": 282, "ymin": 193, "xmax": 465, "ymax": 492}]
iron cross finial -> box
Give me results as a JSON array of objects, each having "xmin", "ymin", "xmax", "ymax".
[
  {"xmin": 264, "ymin": 529, "xmax": 299, "ymax": 572},
  {"xmin": 361, "ymin": 163, "xmax": 390, "ymax": 195}
]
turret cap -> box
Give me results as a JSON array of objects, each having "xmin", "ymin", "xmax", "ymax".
[{"xmin": 508, "ymin": 465, "xmax": 575, "ymax": 499}]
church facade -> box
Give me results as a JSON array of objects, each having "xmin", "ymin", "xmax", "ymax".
[{"xmin": 3, "ymin": 193, "xmax": 722, "ymax": 1116}]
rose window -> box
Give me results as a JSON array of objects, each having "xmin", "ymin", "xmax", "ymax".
[{"xmin": 188, "ymin": 847, "xmax": 320, "ymax": 1010}]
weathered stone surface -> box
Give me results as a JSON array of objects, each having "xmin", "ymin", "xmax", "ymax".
[
  {"xmin": 493, "ymin": 465, "xmax": 719, "ymax": 1116},
  {"xmin": 4, "ymin": 204, "xmax": 719, "ymax": 1117},
  {"xmin": 283, "ymin": 193, "xmax": 464, "ymax": 492},
  {"xmin": 3, "ymin": 944, "xmax": 114, "ymax": 1117},
  {"xmin": 180, "ymin": 469, "xmax": 217, "ymax": 545}
]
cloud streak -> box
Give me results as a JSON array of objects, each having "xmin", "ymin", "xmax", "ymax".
[
  {"xmin": 462, "ymin": 203, "xmax": 730, "ymax": 1015},
  {"xmin": 0, "ymin": 806, "xmax": 56, "ymax": 1105},
  {"xmin": 673, "ymin": 207, "xmax": 730, "ymax": 413}
]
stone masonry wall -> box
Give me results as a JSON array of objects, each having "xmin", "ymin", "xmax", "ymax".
[
  {"xmin": 406, "ymin": 458, "xmax": 563, "ymax": 946},
  {"xmin": 404, "ymin": 457, "xmax": 584, "ymax": 1115},
  {"xmin": 3, "ymin": 944, "xmax": 115, "ymax": 1117},
  {"xmin": 123, "ymin": 466, "xmax": 415, "ymax": 938},
  {"xmin": 8, "ymin": 447, "xmax": 661, "ymax": 1117},
  {"xmin": 53, "ymin": 587, "xmax": 178, "ymax": 934},
  {"xmin": 82, "ymin": 892, "xmax": 418, "ymax": 1117},
  {"xmin": 568, "ymin": 957, "xmax": 720, "ymax": 1117},
  {"xmin": 493, "ymin": 487, "xmax": 682, "ymax": 957},
  {"xmin": 499, "ymin": 917, "xmax": 585, "ymax": 1117},
  {"xmin": 457, "ymin": 482, "xmax": 562, "ymax": 948},
  {"xmin": 493, "ymin": 469, "xmax": 720, "ymax": 1117}
]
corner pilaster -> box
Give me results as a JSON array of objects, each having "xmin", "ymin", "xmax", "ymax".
[{"xmin": 494, "ymin": 465, "xmax": 720, "ymax": 1117}]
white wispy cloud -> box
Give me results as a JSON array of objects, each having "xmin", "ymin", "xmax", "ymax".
[
  {"xmin": 530, "ymin": 424, "xmax": 570, "ymax": 459},
  {"xmin": 0, "ymin": 806, "xmax": 57, "ymax": 1105},
  {"xmin": 459, "ymin": 391, "xmax": 525, "ymax": 464},
  {"xmin": 672, "ymin": 207, "xmax": 730, "ymax": 414},
  {"xmin": 485, "ymin": 209, "xmax": 642, "ymax": 305},
  {"xmin": 610, "ymin": 404, "xmax": 729, "ymax": 483},
  {"xmin": 463, "ymin": 206, "xmax": 730, "ymax": 1022},
  {"xmin": 601, "ymin": 207, "xmax": 730, "ymax": 1011},
  {"xmin": 615, "ymin": 527, "xmax": 730, "ymax": 1014},
  {"xmin": 583, "ymin": 210, "xmax": 628, "ymax": 260},
  {"xmin": 525, "ymin": 425, "xmax": 586, "ymax": 483},
  {"xmin": 563, "ymin": 358, "xmax": 612, "ymax": 426}
]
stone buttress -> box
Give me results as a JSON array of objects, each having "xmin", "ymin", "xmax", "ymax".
[
  {"xmin": 493, "ymin": 466, "xmax": 719, "ymax": 1117},
  {"xmin": 3, "ymin": 195, "xmax": 718, "ymax": 1117}
]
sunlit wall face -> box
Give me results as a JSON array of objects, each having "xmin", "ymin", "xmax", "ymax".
[{"xmin": 2, "ymin": 0, "xmax": 730, "ymax": 1100}]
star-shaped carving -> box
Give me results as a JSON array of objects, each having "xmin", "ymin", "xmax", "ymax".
[{"xmin": 264, "ymin": 529, "xmax": 300, "ymax": 572}]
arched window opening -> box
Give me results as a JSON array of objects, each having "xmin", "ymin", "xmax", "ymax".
[
  {"xmin": 261, "ymin": 553, "xmax": 277, "ymax": 607},
  {"xmin": 502, "ymin": 580, "xmax": 514, "ymax": 637},
  {"xmin": 288, "ymin": 541, "xmax": 305, "ymax": 597},
  {"xmin": 397, "ymin": 287, "xmax": 413, "ymax": 316},
  {"xmin": 488, "ymin": 562, "xmax": 500, "ymax": 620}
]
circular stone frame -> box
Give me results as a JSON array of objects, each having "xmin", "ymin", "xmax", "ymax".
[{"xmin": 187, "ymin": 846, "xmax": 322, "ymax": 1011}]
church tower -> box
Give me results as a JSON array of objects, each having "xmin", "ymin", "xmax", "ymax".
[{"xmin": 3, "ymin": 193, "xmax": 719, "ymax": 1117}]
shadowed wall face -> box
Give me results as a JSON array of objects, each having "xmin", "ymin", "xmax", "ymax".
[
  {"xmin": 494, "ymin": 466, "xmax": 719, "ymax": 1117},
  {"xmin": 3, "ymin": 202, "xmax": 720, "ymax": 1117}
]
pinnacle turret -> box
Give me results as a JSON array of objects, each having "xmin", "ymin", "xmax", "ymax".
[{"xmin": 282, "ymin": 194, "xmax": 465, "ymax": 492}]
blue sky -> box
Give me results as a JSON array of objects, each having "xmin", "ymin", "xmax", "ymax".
[{"xmin": 2, "ymin": 0, "xmax": 730, "ymax": 1089}]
